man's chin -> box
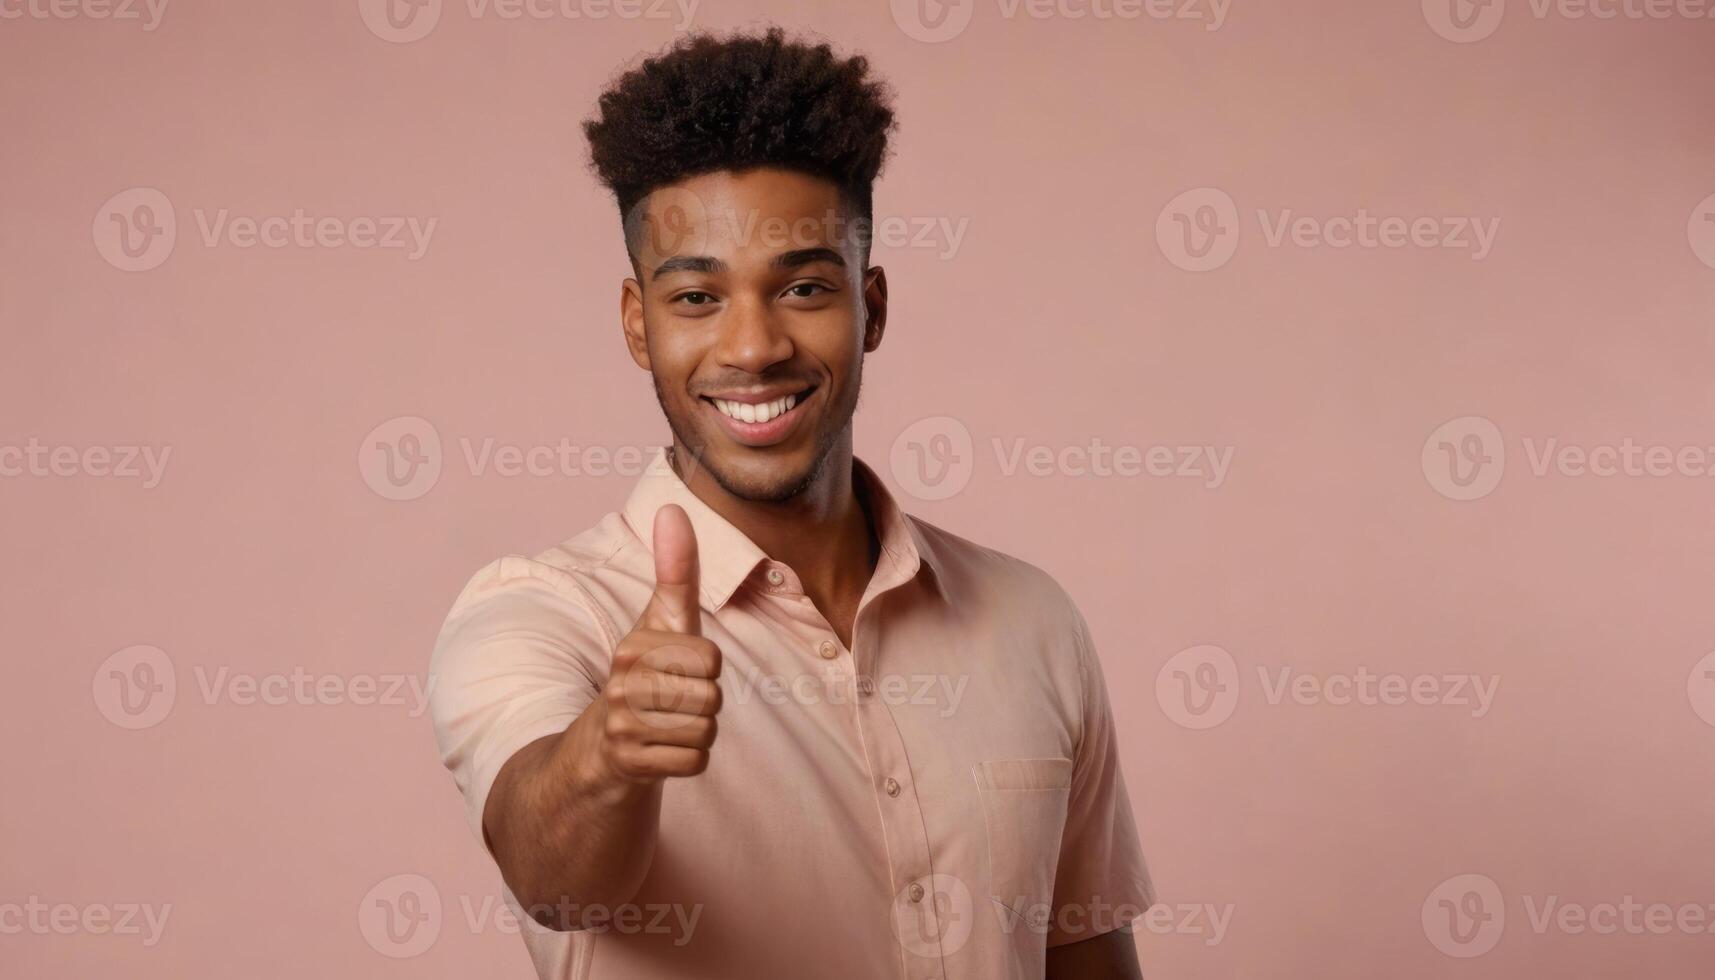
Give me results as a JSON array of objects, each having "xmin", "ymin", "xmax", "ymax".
[{"xmin": 684, "ymin": 442, "xmax": 827, "ymax": 504}]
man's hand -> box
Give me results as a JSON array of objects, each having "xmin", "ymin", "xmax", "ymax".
[{"xmin": 595, "ymin": 504, "xmax": 723, "ymax": 782}]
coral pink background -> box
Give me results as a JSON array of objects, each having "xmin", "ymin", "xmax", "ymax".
[{"xmin": 4, "ymin": 0, "xmax": 1714, "ymax": 977}]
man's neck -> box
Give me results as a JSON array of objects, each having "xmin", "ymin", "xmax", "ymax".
[{"xmin": 670, "ymin": 440, "xmax": 879, "ymax": 643}]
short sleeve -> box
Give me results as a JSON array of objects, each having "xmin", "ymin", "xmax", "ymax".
[
  {"xmin": 1048, "ymin": 604, "xmax": 1157, "ymax": 947},
  {"xmin": 428, "ymin": 555, "xmax": 615, "ymax": 844}
]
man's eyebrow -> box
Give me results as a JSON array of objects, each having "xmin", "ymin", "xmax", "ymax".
[
  {"xmin": 649, "ymin": 248, "xmax": 846, "ymax": 280},
  {"xmin": 650, "ymin": 255, "xmax": 725, "ymax": 280},
  {"xmin": 772, "ymin": 247, "xmax": 847, "ymax": 270}
]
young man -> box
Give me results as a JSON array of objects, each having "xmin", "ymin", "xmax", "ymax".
[{"xmin": 430, "ymin": 29, "xmax": 1154, "ymax": 980}]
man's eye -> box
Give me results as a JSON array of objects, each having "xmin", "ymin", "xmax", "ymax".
[
  {"xmin": 785, "ymin": 283, "xmax": 827, "ymax": 298},
  {"xmin": 675, "ymin": 291, "xmax": 715, "ymax": 306}
]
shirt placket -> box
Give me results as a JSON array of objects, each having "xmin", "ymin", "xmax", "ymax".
[
  {"xmin": 760, "ymin": 556, "xmax": 947, "ymax": 980},
  {"xmin": 849, "ymin": 618, "xmax": 949, "ymax": 980}
]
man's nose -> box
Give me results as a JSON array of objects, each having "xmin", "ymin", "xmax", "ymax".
[{"xmin": 713, "ymin": 295, "xmax": 794, "ymax": 374}]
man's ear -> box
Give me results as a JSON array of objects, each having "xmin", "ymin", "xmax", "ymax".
[
  {"xmin": 862, "ymin": 265, "xmax": 888, "ymax": 352},
  {"xmin": 621, "ymin": 276, "xmax": 651, "ymax": 370}
]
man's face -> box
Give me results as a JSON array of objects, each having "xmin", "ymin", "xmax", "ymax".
[{"xmin": 621, "ymin": 168, "xmax": 887, "ymax": 503}]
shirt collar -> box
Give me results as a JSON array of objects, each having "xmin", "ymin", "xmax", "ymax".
[{"xmin": 621, "ymin": 448, "xmax": 941, "ymax": 612}]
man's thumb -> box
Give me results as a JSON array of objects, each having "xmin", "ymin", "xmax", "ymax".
[{"xmin": 645, "ymin": 504, "xmax": 701, "ymax": 635}]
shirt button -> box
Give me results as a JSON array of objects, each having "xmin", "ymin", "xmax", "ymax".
[
  {"xmin": 819, "ymin": 641, "xmax": 837, "ymax": 660},
  {"xmin": 766, "ymin": 568, "xmax": 785, "ymax": 587},
  {"xmin": 885, "ymin": 777, "xmax": 901, "ymax": 797},
  {"xmin": 857, "ymin": 676, "xmax": 875, "ymax": 697},
  {"xmin": 908, "ymin": 882, "xmax": 926, "ymax": 903}
]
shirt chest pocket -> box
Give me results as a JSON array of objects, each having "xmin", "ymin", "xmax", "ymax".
[{"xmin": 972, "ymin": 758, "xmax": 1074, "ymax": 926}]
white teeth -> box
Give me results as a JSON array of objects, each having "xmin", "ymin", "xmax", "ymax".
[{"xmin": 712, "ymin": 393, "xmax": 800, "ymax": 424}]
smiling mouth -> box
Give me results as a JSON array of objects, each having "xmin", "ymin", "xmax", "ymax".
[
  {"xmin": 704, "ymin": 390, "xmax": 806, "ymax": 424},
  {"xmin": 698, "ymin": 386, "xmax": 816, "ymax": 446}
]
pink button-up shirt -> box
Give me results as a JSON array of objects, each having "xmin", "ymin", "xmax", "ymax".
[{"xmin": 430, "ymin": 449, "xmax": 1154, "ymax": 979}]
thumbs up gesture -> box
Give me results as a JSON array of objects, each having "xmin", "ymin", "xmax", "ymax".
[{"xmin": 598, "ymin": 505, "xmax": 723, "ymax": 782}]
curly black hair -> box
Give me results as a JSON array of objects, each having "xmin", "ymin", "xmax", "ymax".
[{"xmin": 584, "ymin": 28, "xmax": 897, "ymax": 259}]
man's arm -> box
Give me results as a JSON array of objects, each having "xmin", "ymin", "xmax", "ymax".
[
  {"xmin": 1045, "ymin": 927, "xmax": 1144, "ymax": 980},
  {"xmin": 484, "ymin": 705, "xmax": 664, "ymax": 928},
  {"xmin": 480, "ymin": 505, "xmax": 720, "ymax": 929}
]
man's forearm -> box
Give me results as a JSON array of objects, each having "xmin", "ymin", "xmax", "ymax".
[{"xmin": 483, "ymin": 701, "xmax": 664, "ymax": 929}]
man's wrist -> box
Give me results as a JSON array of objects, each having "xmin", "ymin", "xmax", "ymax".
[{"xmin": 559, "ymin": 702, "xmax": 659, "ymax": 807}]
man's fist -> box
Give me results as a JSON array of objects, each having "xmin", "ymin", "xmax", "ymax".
[{"xmin": 597, "ymin": 504, "xmax": 722, "ymax": 782}]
